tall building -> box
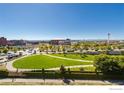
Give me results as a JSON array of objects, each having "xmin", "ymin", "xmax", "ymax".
[{"xmin": 0, "ymin": 37, "xmax": 8, "ymax": 46}]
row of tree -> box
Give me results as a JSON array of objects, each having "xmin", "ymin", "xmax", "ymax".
[
  {"xmin": 0, "ymin": 46, "xmax": 25, "ymax": 54},
  {"xmin": 39, "ymin": 42, "xmax": 124, "ymax": 54}
]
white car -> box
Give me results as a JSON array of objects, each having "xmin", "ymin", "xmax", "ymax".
[{"xmin": 0, "ymin": 56, "xmax": 8, "ymax": 63}]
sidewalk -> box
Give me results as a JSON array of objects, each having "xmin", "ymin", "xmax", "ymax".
[{"xmin": 0, "ymin": 78, "xmax": 124, "ymax": 85}]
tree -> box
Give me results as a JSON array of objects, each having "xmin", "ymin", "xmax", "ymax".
[
  {"xmin": 60, "ymin": 65, "xmax": 66, "ymax": 74},
  {"xmin": 95, "ymin": 47, "xmax": 99, "ymax": 51},
  {"xmin": 73, "ymin": 43, "xmax": 81, "ymax": 51},
  {"xmin": 17, "ymin": 47, "xmax": 21, "ymax": 51},
  {"xmin": 107, "ymin": 46, "xmax": 113, "ymax": 51},
  {"xmin": 62, "ymin": 47, "xmax": 66, "ymax": 56},
  {"xmin": 13, "ymin": 48, "xmax": 17, "ymax": 53},
  {"xmin": 42, "ymin": 68, "xmax": 45, "ymax": 74},
  {"xmin": 94, "ymin": 55, "xmax": 124, "ymax": 75},
  {"xmin": 67, "ymin": 68, "xmax": 71, "ymax": 74},
  {"xmin": 80, "ymin": 67, "xmax": 84, "ymax": 72},
  {"xmin": 80, "ymin": 53, "xmax": 87, "ymax": 58},
  {"xmin": 45, "ymin": 45, "xmax": 49, "ymax": 54},
  {"xmin": 2, "ymin": 48, "xmax": 8, "ymax": 54},
  {"xmin": 42, "ymin": 68, "xmax": 45, "ymax": 79}
]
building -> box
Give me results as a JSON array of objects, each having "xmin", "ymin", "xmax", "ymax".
[
  {"xmin": 26, "ymin": 40, "xmax": 41, "ymax": 45},
  {"xmin": 8, "ymin": 40, "xmax": 26, "ymax": 46},
  {"xmin": 49, "ymin": 39, "xmax": 71, "ymax": 45},
  {"xmin": 0, "ymin": 37, "xmax": 8, "ymax": 46}
]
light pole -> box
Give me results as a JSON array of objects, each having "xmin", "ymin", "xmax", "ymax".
[{"xmin": 107, "ymin": 33, "xmax": 111, "ymax": 46}]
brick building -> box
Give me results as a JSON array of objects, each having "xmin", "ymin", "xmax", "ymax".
[
  {"xmin": 50, "ymin": 39, "xmax": 71, "ymax": 45},
  {"xmin": 0, "ymin": 37, "xmax": 8, "ymax": 46},
  {"xmin": 8, "ymin": 40, "xmax": 26, "ymax": 46}
]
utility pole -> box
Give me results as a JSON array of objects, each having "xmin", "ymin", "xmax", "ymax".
[{"xmin": 107, "ymin": 33, "xmax": 111, "ymax": 46}]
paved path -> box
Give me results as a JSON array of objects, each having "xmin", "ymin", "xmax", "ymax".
[
  {"xmin": 7, "ymin": 64, "xmax": 93, "ymax": 72},
  {"xmin": 0, "ymin": 78, "xmax": 124, "ymax": 85},
  {"xmin": 43, "ymin": 54, "xmax": 93, "ymax": 62},
  {"xmin": 6, "ymin": 54, "xmax": 93, "ymax": 72},
  {"xmin": 6, "ymin": 54, "xmax": 34, "ymax": 72}
]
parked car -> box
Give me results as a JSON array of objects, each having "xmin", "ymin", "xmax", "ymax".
[
  {"xmin": 7, "ymin": 53, "xmax": 14, "ymax": 59},
  {"xmin": 0, "ymin": 56, "xmax": 8, "ymax": 63},
  {"xmin": 0, "ymin": 53, "xmax": 6, "ymax": 56}
]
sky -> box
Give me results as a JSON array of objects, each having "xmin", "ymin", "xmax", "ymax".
[{"xmin": 0, "ymin": 3, "xmax": 124, "ymax": 40}]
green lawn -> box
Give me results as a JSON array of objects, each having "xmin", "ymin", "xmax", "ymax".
[
  {"xmin": 50, "ymin": 54, "xmax": 97, "ymax": 61},
  {"xmin": 50, "ymin": 54, "xmax": 124, "ymax": 61},
  {"xmin": 13, "ymin": 55, "xmax": 92, "ymax": 69}
]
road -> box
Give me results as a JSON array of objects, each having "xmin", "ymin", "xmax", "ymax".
[{"xmin": 6, "ymin": 54, "xmax": 34, "ymax": 72}]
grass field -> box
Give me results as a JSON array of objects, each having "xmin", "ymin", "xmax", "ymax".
[
  {"xmin": 13, "ymin": 54, "xmax": 93, "ymax": 69},
  {"xmin": 50, "ymin": 54, "xmax": 97, "ymax": 61},
  {"xmin": 51, "ymin": 54, "xmax": 124, "ymax": 61}
]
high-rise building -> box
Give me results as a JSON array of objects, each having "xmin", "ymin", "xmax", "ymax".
[{"xmin": 0, "ymin": 37, "xmax": 8, "ymax": 46}]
